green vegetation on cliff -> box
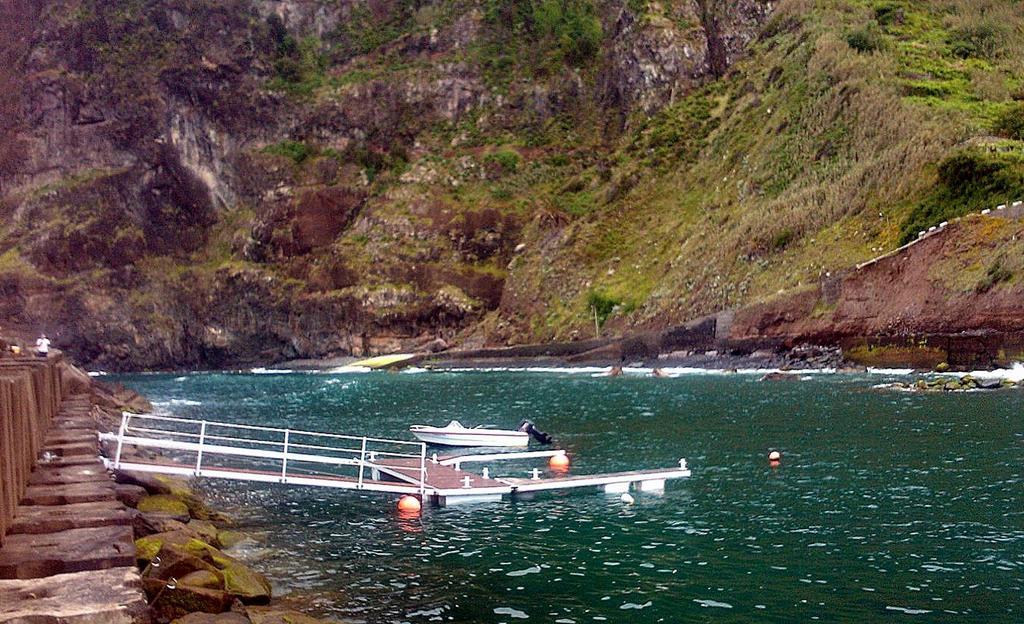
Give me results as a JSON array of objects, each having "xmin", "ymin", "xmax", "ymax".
[{"xmin": 4, "ymin": 0, "xmax": 1024, "ymax": 369}]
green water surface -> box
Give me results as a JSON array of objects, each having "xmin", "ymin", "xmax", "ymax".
[{"xmin": 112, "ymin": 369, "xmax": 1024, "ymax": 623}]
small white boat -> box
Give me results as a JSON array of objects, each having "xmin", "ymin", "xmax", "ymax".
[{"xmin": 409, "ymin": 420, "xmax": 529, "ymax": 447}]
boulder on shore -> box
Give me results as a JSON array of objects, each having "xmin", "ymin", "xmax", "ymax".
[
  {"xmin": 138, "ymin": 495, "xmax": 191, "ymax": 519},
  {"xmin": 172, "ymin": 612, "xmax": 251, "ymax": 624},
  {"xmin": 136, "ymin": 532, "xmax": 272, "ymax": 605},
  {"xmin": 144, "ymin": 577, "xmax": 234, "ymax": 621}
]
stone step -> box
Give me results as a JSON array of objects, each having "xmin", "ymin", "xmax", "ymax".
[
  {"xmin": 35, "ymin": 454, "xmax": 102, "ymax": 469},
  {"xmin": 21, "ymin": 481, "xmax": 115, "ymax": 506},
  {"xmin": 51, "ymin": 422, "xmax": 96, "ymax": 434},
  {"xmin": 9, "ymin": 501, "xmax": 132, "ymax": 535},
  {"xmin": 40, "ymin": 442, "xmax": 98, "ymax": 458},
  {"xmin": 0, "ymin": 566, "xmax": 148, "ymax": 624},
  {"xmin": 0, "ymin": 525, "xmax": 135, "ymax": 579},
  {"xmin": 53, "ymin": 416, "xmax": 95, "ymax": 427},
  {"xmin": 29, "ymin": 464, "xmax": 112, "ymax": 486},
  {"xmin": 44, "ymin": 430, "xmax": 98, "ymax": 445},
  {"xmin": 57, "ymin": 408, "xmax": 92, "ymax": 415},
  {"xmin": 29, "ymin": 463, "xmax": 112, "ymax": 487}
]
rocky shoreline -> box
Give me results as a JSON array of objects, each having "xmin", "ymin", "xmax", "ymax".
[
  {"xmin": 0, "ymin": 353, "xmax": 339, "ymax": 624},
  {"xmin": 88, "ymin": 384, "xmax": 339, "ymax": 624}
]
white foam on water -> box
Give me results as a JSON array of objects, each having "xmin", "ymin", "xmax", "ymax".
[
  {"xmin": 885, "ymin": 606, "xmax": 932, "ymax": 615},
  {"xmin": 506, "ymin": 565, "xmax": 541, "ymax": 577},
  {"xmin": 447, "ymin": 366, "xmax": 610, "ymax": 375},
  {"xmin": 399, "ymin": 367, "xmax": 429, "ymax": 374},
  {"xmin": 151, "ymin": 398, "xmax": 202, "ymax": 408},
  {"xmin": 250, "ymin": 367, "xmax": 295, "ymax": 375},
  {"xmin": 493, "ymin": 606, "xmax": 529, "ymax": 619},
  {"xmin": 952, "ymin": 362, "xmax": 1024, "ymax": 382},
  {"xmin": 442, "ymin": 365, "xmax": 845, "ymax": 377},
  {"xmin": 87, "ymin": 371, "xmax": 109, "ymax": 377},
  {"xmin": 693, "ymin": 599, "xmax": 733, "ymax": 609}
]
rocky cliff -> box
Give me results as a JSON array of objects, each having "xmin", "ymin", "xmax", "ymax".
[{"xmin": 1, "ymin": 0, "xmax": 1023, "ymax": 369}]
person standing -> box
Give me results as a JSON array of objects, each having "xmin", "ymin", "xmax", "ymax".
[{"xmin": 35, "ymin": 334, "xmax": 50, "ymax": 358}]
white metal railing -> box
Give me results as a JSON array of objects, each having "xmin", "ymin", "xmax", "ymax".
[{"xmin": 105, "ymin": 413, "xmax": 427, "ymax": 495}]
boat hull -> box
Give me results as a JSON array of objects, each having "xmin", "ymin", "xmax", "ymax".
[{"xmin": 410, "ymin": 429, "xmax": 530, "ymax": 447}]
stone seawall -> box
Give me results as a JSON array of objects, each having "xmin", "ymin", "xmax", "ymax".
[{"xmin": 0, "ymin": 355, "xmax": 64, "ymax": 545}]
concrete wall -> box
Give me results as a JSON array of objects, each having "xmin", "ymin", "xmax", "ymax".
[{"xmin": 0, "ymin": 356, "xmax": 64, "ymax": 546}]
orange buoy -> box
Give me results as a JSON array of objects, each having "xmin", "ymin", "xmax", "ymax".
[
  {"xmin": 768, "ymin": 450, "xmax": 782, "ymax": 464},
  {"xmin": 397, "ymin": 495, "xmax": 421, "ymax": 514},
  {"xmin": 549, "ymin": 453, "xmax": 570, "ymax": 470}
]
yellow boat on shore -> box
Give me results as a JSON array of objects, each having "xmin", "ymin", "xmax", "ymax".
[{"xmin": 349, "ymin": 353, "xmax": 419, "ymax": 369}]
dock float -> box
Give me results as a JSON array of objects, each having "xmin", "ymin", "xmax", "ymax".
[{"xmin": 100, "ymin": 414, "xmax": 691, "ymax": 507}]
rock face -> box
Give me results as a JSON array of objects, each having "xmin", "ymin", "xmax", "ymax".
[
  {"xmin": 0, "ymin": 0, "xmax": 772, "ymax": 370},
  {"xmin": 727, "ymin": 218, "xmax": 1024, "ymax": 367}
]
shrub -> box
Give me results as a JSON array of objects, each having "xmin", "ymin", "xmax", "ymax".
[
  {"xmin": 993, "ymin": 104, "xmax": 1024, "ymax": 141},
  {"xmin": 557, "ymin": 190, "xmax": 596, "ymax": 216},
  {"xmin": 484, "ymin": 149, "xmax": 521, "ymax": 174},
  {"xmin": 490, "ymin": 186, "xmax": 514, "ymax": 200},
  {"xmin": 630, "ymin": 93, "xmax": 717, "ymax": 167},
  {"xmin": 265, "ymin": 22, "xmax": 327, "ymax": 96},
  {"xmin": 587, "ymin": 290, "xmax": 622, "ymax": 326},
  {"xmin": 898, "ymin": 150, "xmax": 1024, "ymax": 244},
  {"xmin": 483, "ymin": 0, "xmax": 603, "ymax": 68},
  {"xmin": 949, "ymin": 23, "xmax": 1001, "ymax": 60},
  {"xmin": 262, "ymin": 140, "xmax": 315, "ymax": 165},
  {"xmin": 771, "ymin": 227, "xmax": 794, "ymax": 250},
  {"xmin": 976, "ymin": 257, "xmax": 1012, "ymax": 292},
  {"xmin": 847, "ymin": 21, "xmax": 886, "ymax": 53},
  {"xmin": 873, "ymin": 3, "xmax": 904, "ymax": 26},
  {"xmin": 548, "ymin": 153, "xmax": 570, "ymax": 167}
]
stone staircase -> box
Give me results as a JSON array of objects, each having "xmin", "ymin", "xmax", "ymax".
[{"xmin": 0, "ymin": 394, "xmax": 149, "ymax": 624}]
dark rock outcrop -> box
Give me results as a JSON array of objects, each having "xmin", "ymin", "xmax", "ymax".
[{"xmin": 0, "ymin": 0, "xmax": 772, "ymax": 370}]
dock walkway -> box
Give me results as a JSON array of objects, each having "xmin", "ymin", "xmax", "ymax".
[{"xmin": 102, "ymin": 414, "xmax": 691, "ymax": 506}]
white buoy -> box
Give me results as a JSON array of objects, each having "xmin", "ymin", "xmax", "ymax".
[{"xmin": 620, "ymin": 493, "xmax": 635, "ymax": 504}]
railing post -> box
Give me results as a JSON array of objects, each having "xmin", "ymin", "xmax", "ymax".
[
  {"xmin": 194, "ymin": 421, "xmax": 207, "ymax": 476},
  {"xmin": 419, "ymin": 443, "xmax": 427, "ymax": 496},
  {"xmin": 356, "ymin": 437, "xmax": 368, "ymax": 489},
  {"xmin": 114, "ymin": 412, "xmax": 129, "ymax": 468},
  {"xmin": 281, "ymin": 430, "xmax": 290, "ymax": 483}
]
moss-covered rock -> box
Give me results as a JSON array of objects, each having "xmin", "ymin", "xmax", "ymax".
[
  {"xmin": 172, "ymin": 612, "xmax": 251, "ymax": 624},
  {"xmin": 136, "ymin": 532, "xmax": 213, "ymax": 564},
  {"xmin": 149, "ymin": 476, "xmax": 229, "ymax": 521},
  {"xmin": 246, "ymin": 607, "xmax": 327, "ymax": 624},
  {"xmin": 188, "ymin": 520, "xmax": 221, "ymax": 546},
  {"xmin": 135, "ymin": 531, "xmax": 272, "ymax": 605},
  {"xmin": 179, "ymin": 569, "xmax": 225, "ymax": 590},
  {"xmin": 138, "ymin": 495, "xmax": 190, "ymax": 518},
  {"xmin": 210, "ymin": 552, "xmax": 272, "ymax": 605},
  {"xmin": 144, "ymin": 577, "xmax": 234, "ymax": 620},
  {"xmin": 217, "ymin": 530, "xmax": 251, "ymax": 550},
  {"xmin": 146, "ymin": 543, "xmax": 222, "ymax": 583}
]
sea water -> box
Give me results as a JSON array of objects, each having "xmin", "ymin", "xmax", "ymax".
[{"xmin": 112, "ymin": 369, "xmax": 1024, "ymax": 622}]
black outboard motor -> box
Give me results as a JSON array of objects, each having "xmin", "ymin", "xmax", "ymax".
[{"xmin": 517, "ymin": 419, "xmax": 552, "ymax": 445}]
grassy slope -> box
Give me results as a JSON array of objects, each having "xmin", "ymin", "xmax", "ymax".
[
  {"xmin": 188, "ymin": 0, "xmax": 1024, "ymax": 344},
  {"xmin": 489, "ymin": 0, "xmax": 1024, "ymax": 342}
]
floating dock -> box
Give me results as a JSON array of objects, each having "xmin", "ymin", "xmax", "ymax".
[{"xmin": 100, "ymin": 414, "xmax": 691, "ymax": 506}]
